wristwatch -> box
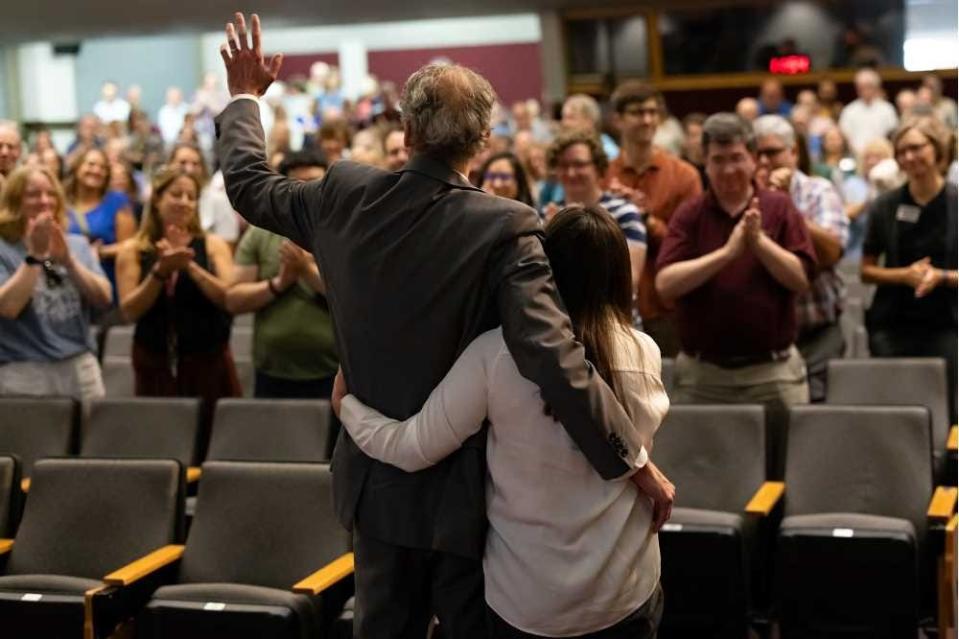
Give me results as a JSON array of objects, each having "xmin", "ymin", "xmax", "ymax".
[{"xmin": 24, "ymin": 255, "xmax": 52, "ymax": 269}]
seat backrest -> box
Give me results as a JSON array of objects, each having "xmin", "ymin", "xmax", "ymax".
[
  {"xmin": 0, "ymin": 397, "xmax": 77, "ymax": 476},
  {"xmin": 208, "ymin": 399, "xmax": 332, "ymax": 462},
  {"xmin": 827, "ymin": 358, "xmax": 949, "ymax": 448},
  {"xmin": 102, "ymin": 356, "xmax": 135, "ymax": 397},
  {"xmin": 82, "ymin": 398, "xmax": 203, "ymax": 467},
  {"xmin": 653, "ymin": 405, "xmax": 766, "ymax": 513},
  {"xmin": 0, "ymin": 455, "xmax": 20, "ymax": 537},
  {"xmin": 784, "ymin": 406, "xmax": 932, "ymax": 535},
  {"xmin": 6, "ymin": 458, "xmax": 184, "ymax": 579},
  {"xmin": 179, "ymin": 461, "xmax": 348, "ymax": 589},
  {"xmin": 103, "ymin": 325, "xmax": 135, "ymax": 358}
]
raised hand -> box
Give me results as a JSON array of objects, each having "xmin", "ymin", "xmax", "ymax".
[{"xmin": 220, "ymin": 13, "xmax": 284, "ymax": 98}]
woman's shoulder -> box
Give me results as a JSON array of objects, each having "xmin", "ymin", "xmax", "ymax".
[
  {"xmin": 103, "ymin": 190, "xmax": 131, "ymax": 211},
  {"xmin": 611, "ymin": 325, "xmax": 662, "ymax": 375}
]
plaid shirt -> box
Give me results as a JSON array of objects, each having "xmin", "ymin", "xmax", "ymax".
[{"xmin": 789, "ymin": 171, "xmax": 849, "ymax": 332}]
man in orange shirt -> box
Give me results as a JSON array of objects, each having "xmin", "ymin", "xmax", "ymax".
[{"xmin": 606, "ymin": 81, "xmax": 703, "ymax": 355}]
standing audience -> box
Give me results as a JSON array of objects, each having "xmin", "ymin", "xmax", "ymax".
[
  {"xmin": 0, "ymin": 121, "xmax": 23, "ymax": 188},
  {"xmin": 226, "ymin": 150, "xmax": 338, "ymax": 399},
  {"xmin": 476, "ymin": 152, "xmax": 534, "ymax": 208},
  {"xmin": 839, "ymin": 68, "xmax": 898, "ymax": 155},
  {"xmin": 0, "ymin": 167, "xmax": 111, "ymax": 400},
  {"xmin": 116, "ymin": 167, "xmax": 240, "ymax": 415},
  {"xmin": 861, "ymin": 117, "xmax": 958, "ymax": 422},
  {"xmin": 754, "ymin": 115, "xmax": 848, "ymax": 401},
  {"xmin": 605, "ymin": 81, "xmax": 702, "ymax": 354}
]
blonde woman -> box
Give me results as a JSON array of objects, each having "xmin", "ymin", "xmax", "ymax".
[
  {"xmin": 116, "ymin": 166, "xmax": 240, "ymax": 413},
  {"xmin": 0, "ymin": 166, "xmax": 111, "ymax": 399},
  {"xmin": 841, "ymin": 137, "xmax": 897, "ymax": 262}
]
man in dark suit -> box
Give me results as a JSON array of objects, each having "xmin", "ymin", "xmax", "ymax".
[{"xmin": 216, "ymin": 13, "xmax": 669, "ymax": 637}]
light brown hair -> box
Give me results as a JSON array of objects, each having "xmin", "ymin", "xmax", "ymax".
[{"xmin": 0, "ymin": 166, "xmax": 69, "ymax": 243}]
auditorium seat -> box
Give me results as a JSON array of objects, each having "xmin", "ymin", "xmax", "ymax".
[
  {"xmin": 654, "ymin": 405, "xmax": 779, "ymax": 638},
  {"xmin": 102, "ymin": 356, "xmax": 136, "ymax": 397},
  {"xmin": 776, "ymin": 406, "xmax": 957, "ymax": 638},
  {"xmin": 0, "ymin": 397, "xmax": 77, "ymax": 489},
  {"xmin": 140, "ymin": 461, "xmax": 353, "ymax": 639},
  {"xmin": 208, "ymin": 399, "xmax": 333, "ymax": 464},
  {"xmin": 82, "ymin": 398, "xmax": 203, "ymax": 482},
  {"xmin": 103, "ymin": 325, "xmax": 135, "ymax": 359},
  {"xmin": 0, "ymin": 458, "xmax": 185, "ymax": 637},
  {"xmin": 0, "ymin": 456, "xmax": 21, "ymax": 538},
  {"xmin": 826, "ymin": 358, "xmax": 953, "ymax": 483}
]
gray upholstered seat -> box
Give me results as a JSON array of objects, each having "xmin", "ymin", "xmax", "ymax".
[
  {"xmin": 142, "ymin": 461, "xmax": 352, "ymax": 639},
  {"xmin": 826, "ymin": 358, "xmax": 950, "ymax": 480},
  {"xmin": 654, "ymin": 404, "xmax": 768, "ymax": 638},
  {"xmin": 776, "ymin": 405, "xmax": 935, "ymax": 638},
  {"xmin": 0, "ymin": 397, "xmax": 76, "ymax": 477},
  {"xmin": 102, "ymin": 356, "xmax": 136, "ymax": 397},
  {"xmin": 0, "ymin": 457, "xmax": 184, "ymax": 636},
  {"xmin": 82, "ymin": 398, "xmax": 202, "ymax": 468},
  {"xmin": 103, "ymin": 325, "xmax": 134, "ymax": 358},
  {"xmin": 208, "ymin": 399, "xmax": 333, "ymax": 463}
]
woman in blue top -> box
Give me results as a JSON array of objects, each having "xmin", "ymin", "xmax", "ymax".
[
  {"xmin": 0, "ymin": 166, "xmax": 112, "ymax": 400},
  {"xmin": 64, "ymin": 147, "xmax": 135, "ymax": 298}
]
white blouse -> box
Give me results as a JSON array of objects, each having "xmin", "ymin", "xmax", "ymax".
[{"xmin": 340, "ymin": 325, "xmax": 670, "ymax": 636}]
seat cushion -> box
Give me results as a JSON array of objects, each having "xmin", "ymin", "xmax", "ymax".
[
  {"xmin": 150, "ymin": 582, "xmax": 318, "ymax": 639},
  {"xmin": 665, "ymin": 507, "xmax": 744, "ymax": 533},
  {"xmin": 0, "ymin": 573, "xmax": 102, "ymax": 594},
  {"xmin": 780, "ymin": 513, "xmax": 916, "ymax": 542}
]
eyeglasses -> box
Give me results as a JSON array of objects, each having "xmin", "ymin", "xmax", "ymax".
[
  {"xmin": 483, "ymin": 171, "xmax": 516, "ymax": 183},
  {"xmin": 622, "ymin": 107, "xmax": 660, "ymax": 118},
  {"xmin": 895, "ymin": 141, "xmax": 931, "ymax": 158},
  {"xmin": 555, "ymin": 159, "xmax": 595, "ymax": 172},
  {"xmin": 756, "ymin": 146, "xmax": 787, "ymax": 159}
]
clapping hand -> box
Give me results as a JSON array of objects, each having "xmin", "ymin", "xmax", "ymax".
[
  {"xmin": 220, "ymin": 13, "xmax": 284, "ymax": 98},
  {"xmin": 154, "ymin": 238, "xmax": 195, "ymax": 277},
  {"xmin": 24, "ymin": 213, "xmax": 54, "ymax": 257},
  {"xmin": 742, "ymin": 197, "xmax": 763, "ymax": 245},
  {"xmin": 609, "ymin": 178, "xmax": 648, "ymax": 212},
  {"xmin": 543, "ymin": 202, "xmax": 561, "ymax": 224},
  {"xmin": 909, "ymin": 257, "xmax": 942, "ymax": 298},
  {"xmin": 47, "ymin": 223, "xmax": 73, "ymax": 268},
  {"xmin": 274, "ymin": 240, "xmax": 303, "ymax": 291},
  {"xmin": 767, "ymin": 167, "xmax": 793, "ymax": 192}
]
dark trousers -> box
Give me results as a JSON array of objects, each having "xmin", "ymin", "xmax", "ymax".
[
  {"xmin": 352, "ymin": 530, "xmax": 486, "ymax": 639},
  {"xmin": 253, "ymin": 369, "xmax": 335, "ymax": 399},
  {"xmin": 486, "ymin": 583, "xmax": 664, "ymax": 639},
  {"xmin": 869, "ymin": 328, "xmax": 958, "ymax": 423},
  {"xmin": 642, "ymin": 316, "xmax": 681, "ymax": 358},
  {"xmin": 797, "ymin": 322, "xmax": 846, "ymax": 403}
]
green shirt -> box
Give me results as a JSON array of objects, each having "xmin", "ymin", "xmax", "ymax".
[{"xmin": 235, "ymin": 226, "xmax": 338, "ymax": 380}]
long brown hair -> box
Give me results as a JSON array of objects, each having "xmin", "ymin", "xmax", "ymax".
[
  {"xmin": 544, "ymin": 204, "xmax": 634, "ymax": 406},
  {"xmin": 0, "ymin": 166, "xmax": 69, "ymax": 243},
  {"xmin": 134, "ymin": 166, "xmax": 203, "ymax": 252}
]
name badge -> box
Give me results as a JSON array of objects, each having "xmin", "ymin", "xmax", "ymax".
[{"xmin": 895, "ymin": 205, "xmax": 921, "ymax": 223}]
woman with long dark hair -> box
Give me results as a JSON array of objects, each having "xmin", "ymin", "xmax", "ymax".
[{"xmin": 334, "ymin": 205, "xmax": 673, "ymax": 638}]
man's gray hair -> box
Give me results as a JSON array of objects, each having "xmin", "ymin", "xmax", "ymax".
[
  {"xmin": 563, "ymin": 94, "xmax": 602, "ymax": 128},
  {"xmin": 401, "ymin": 64, "xmax": 495, "ymax": 165},
  {"xmin": 0, "ymin": 120, "xmax": 21, "ymax": 141},
  {"xmin": 702, "ymin": 112, "xmax": 756, "ymax": 153},
  {"xmin": 752, "ymin": 114, "xmax": 796, "ymax": 148}
]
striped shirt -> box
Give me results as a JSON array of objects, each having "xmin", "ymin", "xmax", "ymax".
[{"xmin": 552, "ymin": 192, "xmax": 647, "ymax": 245}]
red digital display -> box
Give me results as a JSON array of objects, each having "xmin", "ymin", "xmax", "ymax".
[{"xmin": 769, "ymin": 55, "xmax": 811, "ymax": 75}]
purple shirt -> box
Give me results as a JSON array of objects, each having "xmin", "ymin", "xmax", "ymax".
[{"xmin": 657, "ymin": 188, "xmax": 817, "ymax": 359}]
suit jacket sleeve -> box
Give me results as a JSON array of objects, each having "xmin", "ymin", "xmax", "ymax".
[
  {"xmin": 489, "ymin": 206, "xmax": 635, "ymax": 480},
  {"xmin": 214, "ymin": 98, "xmax": 326, "ymax": 249}
]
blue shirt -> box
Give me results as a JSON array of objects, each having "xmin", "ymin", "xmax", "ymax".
[
  {"xmin": 67, "ymin": 190, "xmax": 129, "ymax": 296},
  {"xmin": 0, "ymin": 235, "xmax": 104, "ymax": 363}
]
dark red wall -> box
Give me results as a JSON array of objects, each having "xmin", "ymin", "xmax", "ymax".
[
  {"xmin": 368, "ymin": 43, "xmax": 542, "ymax": 105},
  {"xmin": 275, "ymin": 52, "xmax": 340, "ymax": 81}
]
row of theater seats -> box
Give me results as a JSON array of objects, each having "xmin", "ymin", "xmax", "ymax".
[
  {"xmin": 0, "ymin": 457, "xmax": 352, "ymax": 638},
  {"xmin": 654, "ymin": 403, "xmax": 957, "ymax": 638},
  {"xmin": 100, "ymin": 321, "xmax": 256, "ymax": 397}
]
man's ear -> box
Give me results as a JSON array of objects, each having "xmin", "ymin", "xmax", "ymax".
[{"xmin": 480, "ymin": 128, "xmax": 491, "ymax": 148}]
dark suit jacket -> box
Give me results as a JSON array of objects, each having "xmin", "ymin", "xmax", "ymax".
[{"xmin": 216, "ymin": 98, "xmax": 635, "ymax": 558}]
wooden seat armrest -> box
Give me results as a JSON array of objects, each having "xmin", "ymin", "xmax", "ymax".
[
  {"xmin": 186, "ymin": 467, "xmax": 202, "ymax": 483},
  {"xmin": 103, "ymin": 544, "xmax": 185, "ymax": 586},
  {"xmin": 745, "ymin": 481, "xmax": 785, "ymax": 516},
  {"xmin": 20, "ymin": 478, "xmax": 29, "ymax": 493},
  {"xmin": 948, "ymin": 425, "xmax": 957, "ymax": 453},
  {"xmin": 928, "ymin": 487, "xmax": 959, "ymax": 523},
  {"xmin": 292, "ymin": 553, "xmax": 354, "ymax": 595},
  {"xmin": 0, "ymin": 539, "xmax": 13, "ymax": 556}
]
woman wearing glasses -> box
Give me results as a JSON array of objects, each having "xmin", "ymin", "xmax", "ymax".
[
  {"xmin": 476, "ymin": 152, "xmax": 535, "ymax": 208},
  {"xmin": 862, "ymin": 116, "xmax": 958, "ymax": 421},
  {"xmin": 0, "ymin": 166, "xmax": 111, "ymax": 399}
]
